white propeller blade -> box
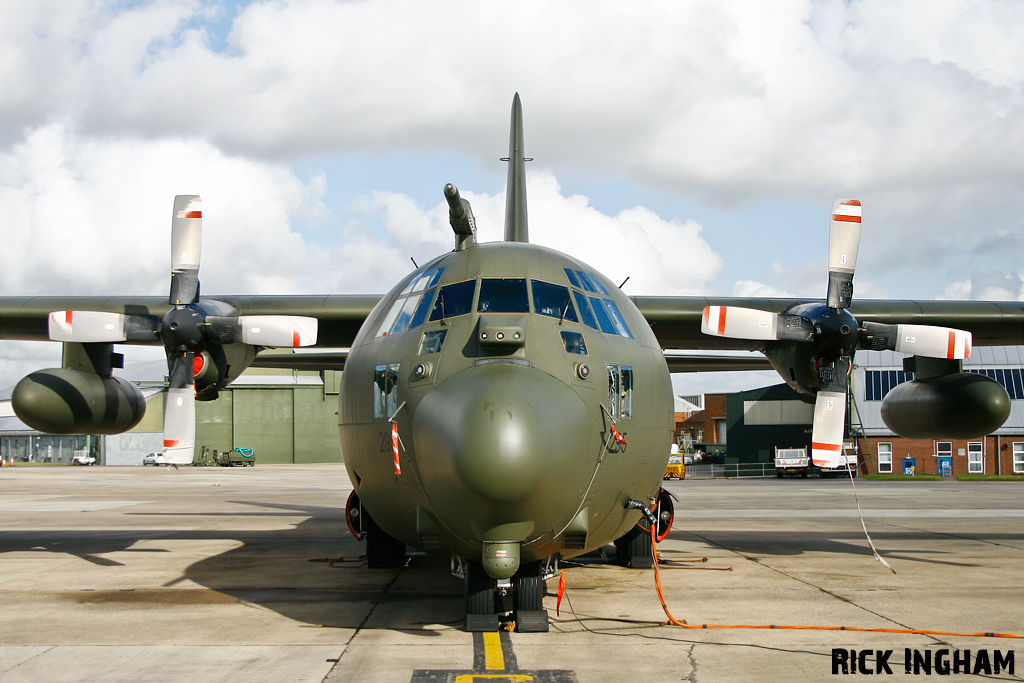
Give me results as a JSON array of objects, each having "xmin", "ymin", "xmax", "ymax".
[
  {"xmin": 893, "ymin": 325, "xmax": 972, "ymax": 360},
  {"xmin": 170, "ymin": 195, "xmax": 202, "ymax": 273},
  {"xmin": 826, "ymin": 199, "xmax": 861, "ymax": 309},
  {"xmin": 162, "ymin": 386, "xmax": 196, "ymax": 465},
  {"xmin": 169, "ymin": 195, "xmax": 202, "ymax": 305},
  {"xmin": 701, "ymin": 306, "xmax": 778, "ymax": 340},
  {"xmin": 811, "ymin": 390, "xmax": 846, "ymax": 468},
  {"xmin": 237, "ymin": 315, "xmax": 318, "ymax": 347},
  {"xmin": 48, "ymin": 311, "xmax": 127, "ymax": 343}
]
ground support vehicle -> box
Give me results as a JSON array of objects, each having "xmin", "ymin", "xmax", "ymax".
[
  {"xmin": 663, "ymin": 453, "xmax": 685, "ymax": 479},
  {"xmin": 775, "ymin": 447, "xmax": 809, "ymax": 478},
  {"xmin": 216, "ymin": 448, "xmax": 255, "ymax": 467},
  {"xmin": 72, "ymin": 451, "xmax": 96, "ymax": 465}
]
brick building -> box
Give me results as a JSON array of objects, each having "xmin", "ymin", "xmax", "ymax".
[{"xmin": 855, "ymin": 347, "xmax": 1024, "ymax": 476}]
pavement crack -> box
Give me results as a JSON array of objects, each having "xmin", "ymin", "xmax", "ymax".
[
  {"xmin": 684, "ymin": 643, "xmax": 698, "ymax": 682},
  {"xmin": 323, "ymin": 560, "xmax": 409, "ymax": 681},
  {"xmin": 680, "ymin": 530, "xmax": 931, "ymax": 638}
]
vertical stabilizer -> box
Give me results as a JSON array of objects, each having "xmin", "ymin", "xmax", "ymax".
[{"xmin": 503, "ymin": 93, "xmax": 529, "ymax": 243}]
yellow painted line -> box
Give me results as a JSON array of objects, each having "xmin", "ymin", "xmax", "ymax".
[{"xmin": 482, "ymin": 631, "xmax": 504, "ymax": 671}]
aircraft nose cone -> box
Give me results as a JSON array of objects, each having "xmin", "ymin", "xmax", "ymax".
[{"xmin": 414, "ymin": 363, "xmax": 592, "ymax": 504}]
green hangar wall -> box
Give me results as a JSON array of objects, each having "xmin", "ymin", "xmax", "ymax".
[{"xmin": 191, "ymin": 368, "xmax": 343, "ymax": 464}]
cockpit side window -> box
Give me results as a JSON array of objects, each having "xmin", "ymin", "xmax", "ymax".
[
  {"xmin": 572, "ymin": 290, "xmax": 598, "ymax": 330},
  {"xmin": 373, "ymin": 363, "xmax": 400, "ymax": 419},
  {"xmin": 560, "ymin": 330, "xmax": 588, "ymax": 355},
  {"xmin": 429, "ymin": 280, "xmax": 476, "ymax": 322},
  {"xmin": 589, "ymin": 296, "xmax": 618, "ymax": 335},
  {"xmin": 377, "ymin": 267, "xmax": 447, "ymax": 337},
  {"xmin": 563, "ymin": 268, "xmax": 581, "ymax": 288},
  {"xmin": 478, "ymin": 278, "xmax": 529, "ymax": 313},
  {"xmin": 606, "ymin": 364, "xmax": 633, "ymax": 421},
  {"xmin": 532, "ymin": 280, "xmax": 578, "ymax": 322},
  {"xmin": 418, "ymin": 329, "xmax": 447, "ymax": 354},
  {"xmin": 600, "ymin": 299, "xmax": 633, "ymax": 338}
]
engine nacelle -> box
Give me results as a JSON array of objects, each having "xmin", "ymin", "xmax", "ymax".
[
  {"xmin": 881, "ymin": 372, "xmax": 1010, "ymax": 439},
  {"xmin": 12, "ymin": 368, "xmax": 146, "ymax": 435}
]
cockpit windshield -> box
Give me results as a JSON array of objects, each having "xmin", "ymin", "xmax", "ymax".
[
  {"xmin": 429, "ymin": 280, "xmax": 476, "ymax": 322},
  {"xmin": 532, "ymin": 280, "xmax": 578, "ymax": 322},
  {"xmin": 478, "ymin": 278, "xmax": 529, "ymax": 313}
]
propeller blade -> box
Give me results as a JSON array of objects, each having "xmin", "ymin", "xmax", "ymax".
[
  {"xmin": 701, "ymin": 306, "xmax": 779, "ymax": 340},
  {"xmin": 169, "ymin": 195, "xmax": 202, "ymax": 305},
  {"xmin": 48, "ymin": 311, "xmax": 127, "ymax": 342},
  {"xmin": 860, "ymin": 322, "xmax": 972, "ymax": 360},
  {"xmin": 811, "ymin": 390, "xmax": 846, "ymax": 468},
  {"xmin": 162, "ymin": 350, "xmax": 196, "ymax": 465},
  {"xmin": 811, "ymin": 356, "xmax": 851, "ymax": 468},
  {"xmin": 826, "ymin": 199, "xmax": 861, "ymax": 309},
  {"xmin": 236, "ymin": 315, "xmax": 319, "ymax": 347}
]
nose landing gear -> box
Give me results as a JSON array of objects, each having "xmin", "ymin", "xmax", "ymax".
[{"xmin": 464, "ymin": 560, "xmax": 550, "ymax": 632}]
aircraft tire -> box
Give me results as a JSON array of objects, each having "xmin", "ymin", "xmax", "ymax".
[
  {"xmin": 465, "ymin": 562, "xmax": 495, "ymax": 615},
  {"xmin": 366, "ymin": 515, "xmax": 405, "ymax": 568},
  {"xmin": 615, "ymin": 524, "xmax": 653, "ymax": 569},
  {"xmin": 513, "ymin": 561, "xmax": 545, "ymax": 612}
]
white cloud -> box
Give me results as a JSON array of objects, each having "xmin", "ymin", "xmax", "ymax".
[{"xmin": 0, "ymin": 119, "xmax": 326, "ymax": 296}]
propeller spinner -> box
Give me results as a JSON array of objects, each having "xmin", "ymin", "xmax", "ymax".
[
  {"xmin": 46, "ymin": 196, "xmax": 319, "ymax": 465},
  {"xmin": 701, "ymin": 200, "xmax": 972, "ymax": 469}
]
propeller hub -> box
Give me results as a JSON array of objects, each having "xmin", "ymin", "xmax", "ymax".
[
  {"xmin": 162, "ymin": 306, "xmax": 206, "ymax": 351},
  {"xmin": 805, "ymin": 305, "xmax": 859, "ymax": 357}
]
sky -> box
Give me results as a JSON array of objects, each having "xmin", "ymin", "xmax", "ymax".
[{"xmin": 2, "ymin": 0, "xmax": 1024, "ymax": 394}]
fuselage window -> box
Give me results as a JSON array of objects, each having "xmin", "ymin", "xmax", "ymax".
[
  {"xmin": 532, "ymin": 280, "xmax": 578, "ymax": 322},
  {"xmin": 589, "ymin": 296, "xmax": 618, "ymax": 334},
  {"xmin": 418, "ymin": 329, "xmax": 447, "ymax": 354},
  {"xmin": 560, "ymin": 330, "xmax": 588, "ymax": 356},
  {"xmin": 606, "ymin": 364, "xmax": 633, "ymax": 421},
  {"xmin": 429, "ymin": 279, "xmax": 476, "ymax": 322},
  {"xmin": 478, "ymin": 278, "xmax": 529, "ymax": 313},
  {"xmin": 601, "ymin": 299, "xmax": 633, "ymax": 338},
  {"xmin": 373, "ymin": 363, "xmax": 400, "ymax": 419},
  {"xmin": 572, "ymin": 290, "xmax": 598, "ymax": 329}
]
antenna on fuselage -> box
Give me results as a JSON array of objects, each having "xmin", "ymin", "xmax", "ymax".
[{"xmin": 501, "ymin": 93, "xmax": 532, "ymax": 243}]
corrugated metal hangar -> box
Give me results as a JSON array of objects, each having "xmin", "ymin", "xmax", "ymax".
[{"xmin": 1, "ymin": 361, "xmax": 343, "ymax": 466}]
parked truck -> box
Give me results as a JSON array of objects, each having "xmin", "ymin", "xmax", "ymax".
[
  {"xmin": 818, "ymin": 452, "xmax": 858, "ymax": 478},
  {"xmin": 775, "ymin": 447, "xmax": 809, "ymax": 478}
]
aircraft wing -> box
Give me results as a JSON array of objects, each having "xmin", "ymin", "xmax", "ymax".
[
  {"xmin": 0, "ymin": 295, "xmax": 382, "ymax": 348},
  {"xmin": 633, "ymin": 296, "xmax": 1024, "ymax": 350}
]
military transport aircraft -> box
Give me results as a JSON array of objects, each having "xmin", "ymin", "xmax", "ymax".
[{"xmin": 2, "ymin": 94, "xmax": 1022, "ymax": 632}]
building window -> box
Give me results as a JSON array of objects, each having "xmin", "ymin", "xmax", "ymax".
[
  {"xmin": 967, "ymin": 442, "xmax": 983, "ymax": 474},
  {"xmin": 877, "ymin": 442, "xmax": 892, "ymax": 473},
  {"xmin": 863, "ymin": 370, "xmax": 914, "ymax": 401},
  {"xmin": 935, "ymin": 441, "xmax": 952, "ymax": 458},
  {"xmin": 1013, "ymin": 443, "xmax": 1024, "ymax": 474},
  {"xmin": 967, "ymin": 368, "xmax": 1024, "ymax": 400}
]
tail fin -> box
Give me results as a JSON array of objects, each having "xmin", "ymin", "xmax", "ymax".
[{"xmin": 503, "ymin": 93, "xmax": 530, "ymax": 243}]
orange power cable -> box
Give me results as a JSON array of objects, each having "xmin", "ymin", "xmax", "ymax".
[{"xmin": 648, "ymin": 524, "xmax": 1024, "ymax": 640}]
